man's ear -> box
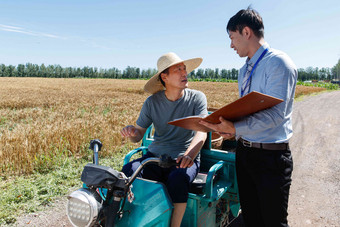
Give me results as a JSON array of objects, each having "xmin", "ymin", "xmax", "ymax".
[
  {"xmin": 242, "ymin": 26, "xmax": 252, "ymax": 39},
  {"xmin": 160, "ymin": 72, "xmax": 167, "ymax": 82}
]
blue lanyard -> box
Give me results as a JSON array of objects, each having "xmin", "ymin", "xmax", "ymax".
[{"xmin": 241, "ymin": 48, "xmax": 268, "ymax": 97}]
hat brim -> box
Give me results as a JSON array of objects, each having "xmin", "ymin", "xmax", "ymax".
[{"xmin": 144, "ymin": 57, "xmax": 203, "ymax": 94}]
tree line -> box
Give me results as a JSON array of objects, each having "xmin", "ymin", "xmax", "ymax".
[{"xmin": 0, "ymin": 60, "xmax": 339, "ymax": 81}]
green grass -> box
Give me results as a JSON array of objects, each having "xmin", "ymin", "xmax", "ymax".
[
  {"xmin": 190, "ymin": 78, "xmax": 238, "ymax": 83},
  {"xmin": 297, "ymin": 81, "xmax": 339, "ymax": 90},
  {"xmin": 0, "ymin": 147, "xmax": 131, "ymax": 225}
]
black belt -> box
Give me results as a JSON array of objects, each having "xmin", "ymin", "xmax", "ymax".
[{"xmin": 239, "ymin": 138, "xmax": 289, "ymax": 151}]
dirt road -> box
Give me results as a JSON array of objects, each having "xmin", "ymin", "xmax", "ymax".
[
  {"xmin": 12, "ymin": 90, "xmax": 340, "ymax": 227},
  {"xmin": 288, "ymin": 90, "xmax": 340, "ymax": 226}
]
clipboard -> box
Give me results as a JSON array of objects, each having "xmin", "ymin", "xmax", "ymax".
[{"xmin": 168, "ymin": 91, "xmax": 283, "ymax": 132}]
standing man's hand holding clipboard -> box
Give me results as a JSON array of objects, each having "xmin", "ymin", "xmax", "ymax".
[{"xmin": 199, "ymin": 117, "xmax": 235, "ymax": 139}]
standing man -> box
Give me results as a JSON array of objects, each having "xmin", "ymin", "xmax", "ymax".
[
  {"xmin": 199, "ymin": 8, "xmax": 297, "ymax": 227},
  {"xmin": 121, "ymin": 52, "xmax": 208, "ymax": 227}
]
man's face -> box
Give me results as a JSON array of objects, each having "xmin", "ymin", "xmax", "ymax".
[
  {"xmin": 162, "ymin": 63, "xmax": 188, "ymax": 90},
  {"xmin": 228, "ymin": 29, "xmax": 249, "ymax": 58}
]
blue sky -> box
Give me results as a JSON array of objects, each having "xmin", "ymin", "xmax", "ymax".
[{"xmin": 0, "ymin": 0, "xmax": 339, "ymax": 71}]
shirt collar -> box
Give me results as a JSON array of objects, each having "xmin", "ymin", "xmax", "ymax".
[{"xmin": 246, "ymin": 42, "xmax": 270, "ymax": 66}]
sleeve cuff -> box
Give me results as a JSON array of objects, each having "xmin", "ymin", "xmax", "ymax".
[{"xmin": 234, "ymin": 120, "xmax": 248, "ymax": 137}]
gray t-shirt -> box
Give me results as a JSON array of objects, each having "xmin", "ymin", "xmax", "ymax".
[{"xmin": 136, "ymin": 88, "xmax": 208, "ymax": 159}]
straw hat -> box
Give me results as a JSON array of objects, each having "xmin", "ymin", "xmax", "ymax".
[{"xmin": 144, "ymin": 52, "xmax": 203, "ymax": 94}]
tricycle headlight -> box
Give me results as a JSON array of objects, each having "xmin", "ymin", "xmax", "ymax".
[{"xmin": 67, "ymin": 188, "xmax": 102, "ymax": 227}]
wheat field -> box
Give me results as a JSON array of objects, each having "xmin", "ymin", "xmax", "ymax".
[{"xmin": 0, "ymin": 77, "xmax": 324, "ymax": 175}]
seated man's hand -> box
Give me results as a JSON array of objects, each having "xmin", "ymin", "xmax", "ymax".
[
  {"xmin": 176, "ymin": 155, "xmax": 194, "ymax": 168},
  {"xmin": 120, "ymin": 125, "xmax": 146, "ymax": 143},
  {"xmin": 121, "ymin": 125, "xmax": 139, "ymax": 138}
]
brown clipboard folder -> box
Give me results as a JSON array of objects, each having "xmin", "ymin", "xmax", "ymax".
[{"xmin": 168, "ymin": 91, "xmax": 283, "ymax": 132}]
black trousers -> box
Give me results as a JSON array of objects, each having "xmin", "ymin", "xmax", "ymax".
[{"xmin": 236, "ymin": 140, "xmax": 293, "ymax": 227}]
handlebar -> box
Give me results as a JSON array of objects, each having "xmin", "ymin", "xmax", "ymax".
[
  {"xmin": 127, "ymin": 155, "xmax": 179, "ymax": 187},
  {"xmin": 159, "ymin": 154, "xmax": 179, "ymax": 168}
]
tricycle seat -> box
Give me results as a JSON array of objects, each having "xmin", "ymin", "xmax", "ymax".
[{"xmin": 190, "ymin": 172, "xmax": 209, "ymax": 194}]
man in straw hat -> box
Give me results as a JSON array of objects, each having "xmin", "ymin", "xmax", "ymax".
[{"xmin": 121, "ymin": 52, "xmax": 208, "ymax": 227}]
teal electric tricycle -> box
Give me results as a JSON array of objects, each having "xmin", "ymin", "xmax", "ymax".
[{"xmin": 66, "ymin": 125, "xmax": 240, "ymax": 227}]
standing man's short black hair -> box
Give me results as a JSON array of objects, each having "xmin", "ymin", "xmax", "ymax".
[{"xmin": 226, "ymin": 7, "xmax": 264, "ymax": 38}]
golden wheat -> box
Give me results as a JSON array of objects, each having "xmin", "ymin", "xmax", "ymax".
[{"xmin": 0, "ymin": 77, "xmax": 324, "ymax": 175}]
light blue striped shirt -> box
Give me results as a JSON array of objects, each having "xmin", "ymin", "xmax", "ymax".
[{"xmin": 234, "ymin": 43, "xmax": 298, "ymax": 143}]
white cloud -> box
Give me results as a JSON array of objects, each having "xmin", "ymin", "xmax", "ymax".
[
  {"xmin": 0, "ymin": 24, "xmax": 113, "ymax": 50},
  {"xmin": 0, "ymin": 24, "xmax": 65, "ymax": 39},
  {"xmin": 0, "ymin": 24, "xmax": 23, "ymax": 30}
]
